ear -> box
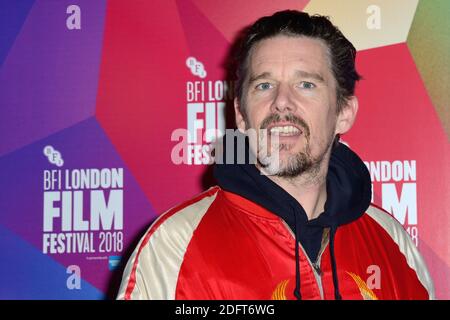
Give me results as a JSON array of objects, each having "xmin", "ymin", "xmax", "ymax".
[
  {"xmin": 234, "ymin": 97, "xmax": 246, "ymax": 133},
  {"xmin": 335, "ymin": 96, "xmax": 358, "ymax": 135}
]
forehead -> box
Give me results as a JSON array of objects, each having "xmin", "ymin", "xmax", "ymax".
[{"xmin": 248, "ymin": 35, "xmax": 331, "ymax": 75}]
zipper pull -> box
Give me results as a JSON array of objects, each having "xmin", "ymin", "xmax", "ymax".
[{"xmin": 313, "ymin": 262, "xmax": 322, "ymax": 276}]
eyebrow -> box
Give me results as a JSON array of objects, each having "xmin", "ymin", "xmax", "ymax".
[
  {"xmin": 295, "ymin": 70, "xmax": 325, "ymax": 83},
  {"xmin": 248, "ymin": 72, "xmax": 272, "ymax": 84},
  {"xmin": 248, "ymin": 70, "xmax": 325, "ymax": 84}
]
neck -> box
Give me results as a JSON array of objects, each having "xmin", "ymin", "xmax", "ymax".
[{"xmin": 265, "ymin": 156, "xmax": 330, "ymax": 220}]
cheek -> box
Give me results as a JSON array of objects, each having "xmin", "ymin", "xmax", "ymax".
[
  {"xmin": 245, "ymin": 94, "xmax": 274, "ymax": 126},
  {"xmin": 245, "ymin": 109, "xmax": 264, "ymax": 129},
  {"xmin": 309, "ymin": 113, "xmax": 337, "ymax": 142}
]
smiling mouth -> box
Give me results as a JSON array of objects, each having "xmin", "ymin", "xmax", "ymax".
[{"xmin": 266, "ymin": 124, "xmax": 303, "ymax": 137}]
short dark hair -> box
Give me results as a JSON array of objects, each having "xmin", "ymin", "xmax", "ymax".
[{"xmin": 235, "ymin": 10, "xmax": 361, "ymax": 113}]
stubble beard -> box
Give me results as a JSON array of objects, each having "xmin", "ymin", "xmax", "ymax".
[
  {"xmin": 249, "ymin": 113, "xmax": 334, "ymax": 179},
  {"xmin": 260, "ymin": 141, "xmax": 316, "ymax": 178}
]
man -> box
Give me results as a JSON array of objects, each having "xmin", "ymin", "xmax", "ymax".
[{"xmin": 117, "ymin": 10, "xmax": 434, "ymax": 300}]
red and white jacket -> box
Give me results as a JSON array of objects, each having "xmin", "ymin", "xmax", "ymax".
[
  {"xmin": 117, "ymin": 144, "xmax": 434, "ymax": 300},
  {"xmin": 118, "ymin": 187, "xmax": 433, "ymax": 300}
]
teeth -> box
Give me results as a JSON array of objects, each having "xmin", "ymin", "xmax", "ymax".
[{"xmin": 269, "ymin": 126, "xmax": 300, "ymax": 135}]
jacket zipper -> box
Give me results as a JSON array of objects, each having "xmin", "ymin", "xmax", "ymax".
[{"xmin": 281, "ymin": 220, "xmax": 329, "ymax": 300}]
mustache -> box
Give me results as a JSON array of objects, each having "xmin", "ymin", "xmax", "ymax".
[{"xmin": 259, "ymin": 113, "xmax": 310, "ymax": 138}]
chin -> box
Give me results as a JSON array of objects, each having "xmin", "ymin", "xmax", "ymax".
[{"xmin": 258, "ymin": 151, "xmax": 311, "ymax": 177}]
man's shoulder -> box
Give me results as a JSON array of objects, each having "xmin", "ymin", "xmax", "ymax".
[
  {"xmin": 161, "ymin": 186, "xmax": 221, "ymax": 220},
  {"xmin": 145, "ymin": 186, "xmax": 221, "ymax": 238},
  {"xmin": 361, "ymin": 203, "xmax": 418, "ymax": 255},
  {"xmin": 169, "ymin": 186, "xmax": 221, "ymax": 212},
  {"xmin": 362, "ymin": 204, "xmax": 435, "ymax": 299},
  {"xmin": 363, "ymin": 204, "xmax": 406, "ymax": 236},
  {"xmin": 118, "ymin": 187, "xmax": 222, "ymax": 300}
]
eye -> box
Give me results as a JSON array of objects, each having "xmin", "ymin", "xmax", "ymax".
[
  {"xmin": 298, "ymin": 81, "xmax": 316, "ymax": 89},
  {"xmin": 255, "ymin": 82, "xmax": 273, "ymax": 91}
]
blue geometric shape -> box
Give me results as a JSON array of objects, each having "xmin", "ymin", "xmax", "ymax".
[
  {"xmin": 0, "ymin": 223, "xmax": 105, "ymax": 299},
  {"xmin": 0, "ymin": 0, "xmax": 107, "ymax": 156},
  {"xmin": 0, "ymin": 0, "xmax": 35, "ymax": 68}
]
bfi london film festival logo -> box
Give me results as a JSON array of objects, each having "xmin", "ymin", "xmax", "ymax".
[
  {"xmin": 42, "ymin": 145, "xmax": 124, "ymax": 289},
  {"xmin": 171, "ymin": 57, "xmax": 233, "ymax": 165},
  {"xmin": 365, "ymin": 159, "xmax": 419, "ymax": 246}
]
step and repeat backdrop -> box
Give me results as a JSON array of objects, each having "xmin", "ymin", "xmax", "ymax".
[{"xmin": 0, "ymin": 0, "xmax": 449, "ymax": 299}]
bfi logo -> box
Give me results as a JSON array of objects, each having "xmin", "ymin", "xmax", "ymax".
[{"xmin": 184, "ymin": 57, "xmax": 233, "ymax": 165}]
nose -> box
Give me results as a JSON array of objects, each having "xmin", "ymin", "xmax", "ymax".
[{"xmin": 271, "ymin": 83, "xmax": 295, "ymax": 113}]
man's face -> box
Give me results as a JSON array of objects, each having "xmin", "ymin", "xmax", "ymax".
[{"xmin": 236, "ymin": 35, "xmax": 348, "ymax": 177}]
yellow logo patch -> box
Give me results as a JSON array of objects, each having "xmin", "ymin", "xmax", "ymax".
[
  {"xmin": 346, "ymin": 271, "xmax": 379, "ymax": 300},
  {"xmin": 271, "ymin": 279, "xmax": 289, "ymax": 300}
]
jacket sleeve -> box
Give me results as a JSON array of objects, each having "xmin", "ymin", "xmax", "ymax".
[
  {"xmin": 396, "ymin": 224, "xmax": 435, "ymax": 299},
  {"xmin": 116, "ymin": 221, "xmax": 187, "ymax": 300},
  {"xmin": 366, "ymin": 205, "xmax": 435, "ymax": 299},
  {"xmin": 116, "ymin": 189, "xmax": 218, "ymax": 300}
]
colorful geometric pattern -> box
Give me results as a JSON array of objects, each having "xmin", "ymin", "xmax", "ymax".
[
  {"xmin": 407, "ymin": 0, "xmax": 450, "ymax": 139},
  {"xmin": 0, "ymin": 0, "xmax": 448, "ymax": 299},
  {"xmin": 304, "ymin": 0, "xmax": 419, "ymax": 50}
]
